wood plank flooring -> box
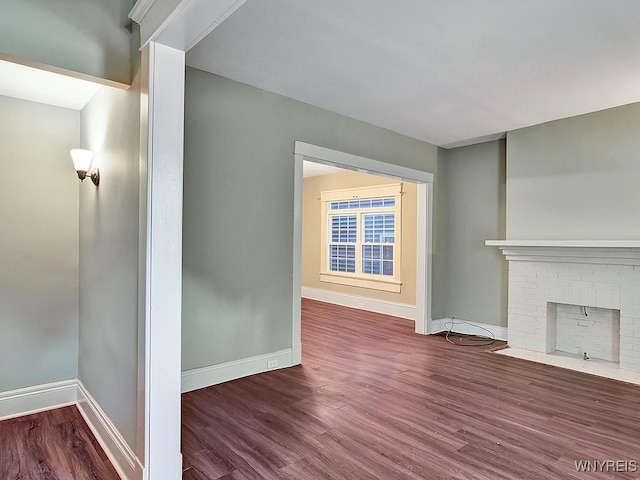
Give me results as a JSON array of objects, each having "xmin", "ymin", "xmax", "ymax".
[
  {"xmin": 2, "ymin": 300, "xmax": 638, "ymax": 479},
  {"xmin": 0, "ymin": 405, "xmax": 119, "ymax": 480},
  {"xmin": 182, "ymin": 299, "xmax": 640, "ymax": 479}
]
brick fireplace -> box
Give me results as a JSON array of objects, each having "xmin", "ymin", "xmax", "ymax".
[{"xmin": 486, "ymin": 241, "xmax": 640, "ymax": 373}]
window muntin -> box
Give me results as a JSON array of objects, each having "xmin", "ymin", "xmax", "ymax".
[
  {"xmin": 329, "ymin": 197, "xmax": 395, "ymax": 210},
  {"xmin": 362, "ymin": 211, "xmax": 395, "ymax": 276},
  {"xmin": 320, "ymin": 183, "xmax": 402, "ymax": 293},
  {"xmin": 328, "ymin": 214, "xmax": 357, "ymax": 273},
  {"xmin": 362, "ymin": 245, "xmax": 393, "ymax": 275}
]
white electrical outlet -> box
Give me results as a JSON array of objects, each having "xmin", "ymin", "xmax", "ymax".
[{"xmin": 267, "ymin": 359, "xmax": 278, "ymax": 369}]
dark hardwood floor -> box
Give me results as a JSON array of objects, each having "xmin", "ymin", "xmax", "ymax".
[
  {"xmin": 0, "ymin": 405, "xmax": 119, "ymax": 480},
  {"xmin": 182, "ymin": 299, "xmax": 640, "ymax": 480},
  {"xmin": 2, "ymin": 300, "xmax": 638, "ymax": 479}
]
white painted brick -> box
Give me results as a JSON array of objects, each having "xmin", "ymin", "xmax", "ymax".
[
  {"xmin": 571, "ymin": 280, "xmax": 594, "ymax": 288},
  {"xmin": 506, "ymin": 257, "xmax": 640, "ymax": 368},
  {"xmin": 596, "ymin": 290, "xmax": 613, "ymax": 309},
  {"xmin": 620, "ymin": 337, "xmax": 634, "ymax": 349},
  {"xmin": 622, "ymin": 285, "xmax": 640, "ymax": 301},
  {"xmin": 621, "ymin": 362, "xmax": 640, "ymax": 373},
  {"xmin": 581, "ymin": 290, "xmax": 590, "ymax": 306},
  {"xmin": 558, "ymin": 272, "xmax": 578, "ymax": 281},
  {"xmin": 606, "ymin": 264, "xmax": 623, "ymax": 276},
  {"xmin": 518, "ymin": 269, "xmax": 537, "ymax": 278},
  {"xmin": 520, "ymin": 324, "xmax": 537, "ymax": 334},
  {"xmin": 611, "ymin": 290, "xmax": 621, "ymax": 308},
  {"xmin": 510, "ymin": 287, "xmax": 530, "ymax": 296},
  {"xmin": 581, "ymin": 274, "xmax": 601, "ymax": 282},
  {"xmin": 525, "ymin": 298, "xmax": 544, "ymax": 307}
]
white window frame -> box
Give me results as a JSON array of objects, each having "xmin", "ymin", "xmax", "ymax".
[{"xmin": 320, "ymin": 183, "xmax": 403, "ymax": 293}]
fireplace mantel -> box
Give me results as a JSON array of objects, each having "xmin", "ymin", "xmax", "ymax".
[
  {"xmin": 486, "ymin": 239, "xmax": 640, "ymax": 373},
  {"xmin": 486, "ymin": 240, "xmax": 640, "ymax": 265}
]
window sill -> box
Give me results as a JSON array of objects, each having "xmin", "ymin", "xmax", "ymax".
[{"xmin": 319, "ymin": 272, "xmax": 401, "ymax": 293}]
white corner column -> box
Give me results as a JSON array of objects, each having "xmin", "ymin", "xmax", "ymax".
[
  {"xmin": 142, "ymin": 41, "xmax": 185, "ymax": 480},
  {"xmin": 130, "ymin": 0, "xmax": 255, "ymax": 477},
  {"xmin": 291, "ymin": 153, "xmax": 304, "ymax": 365}
]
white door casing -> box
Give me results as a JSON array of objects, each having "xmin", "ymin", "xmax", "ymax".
[{"xmin": 292, "ymin": 141, "xmax": 434, "ymax": 351}]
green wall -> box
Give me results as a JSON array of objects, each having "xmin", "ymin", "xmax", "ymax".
[
  {"xmin": 443, "ymin": 140, "xmax": 507, "ymax": 327},
  {"xmin": 0, "ymin": 0, "xmax": 134, "ymax": 84},
  {"xmin": 183, "ymin": 68, "xmax": 440, "ymax": 370},
  {"xmin": 432, "ymin": 149, "xmax": 449, "ymax": 320},
  {"xmin": 441, "ymin": 101, "xmax": 640, "ymax": 329},
  {"xmin": 78, "ymin": 70, "xmax": 141, "ymax": 450},
  {"xmin": 507, "ymin": 102, "xmax": 640, "ymax": 240},
  {"xmin": 0, "ymin": 95, "xmax": 80, "ymax": 392}
]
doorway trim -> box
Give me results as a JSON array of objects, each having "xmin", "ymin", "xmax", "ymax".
[{"xmin": 292, "ymin": 141, "xmax": 434, "ymax": 363}]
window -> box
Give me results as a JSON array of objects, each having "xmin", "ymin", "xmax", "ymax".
[{"xmin": 320, "ymin": 183, "xmax": 402, "ymax": 293}]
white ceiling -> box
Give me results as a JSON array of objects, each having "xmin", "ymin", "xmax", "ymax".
[
  {"xmin": 0, "ymin": 60, "xmax": 102, "ymax": 110},
  {"xmin": 303, "ymin": 161, "xmax": 345, "ymax": 178},
  {"xmin": 188, "ymin": 0, "xmax": 640, "ymax": 148}
]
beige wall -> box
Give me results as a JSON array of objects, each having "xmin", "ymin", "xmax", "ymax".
[
  {"xmin": 0, "ymin": 95, "xmax": 80, "ymax": 392},
  {"xmin": 302, "ymin": 170, "xmax": 417, "ymax": 305}
]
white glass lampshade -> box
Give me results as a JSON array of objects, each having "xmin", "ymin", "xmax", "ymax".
[{"xmin": 70, "ymin": 149, "xmax": 93, "ymax": 172}]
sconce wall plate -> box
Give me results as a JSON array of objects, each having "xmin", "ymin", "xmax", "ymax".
[
  {"xmin": 70, "ymin": 149, "xmax": 100, "ymax": 186},
  {"xmin": 76, "ymin": 169, "xmax": 100, "ymax": 186}
]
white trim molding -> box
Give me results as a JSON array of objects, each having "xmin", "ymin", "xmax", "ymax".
[
  {"xmin": 129, "ymin": 0, "xmax": 157, "ymax": 24},
  {"xmin": 142, "ymin": 42, "xmax": 185, "ymax": 480},
  {"xmin": 130, "ymin": 0, "xmax": 247, "ymax": 50},
  {"xmin": 77, "ymin": 381, "xmax": 143, "ymax": 480},
  {"xmin": 292, "ymin": 154, "xmax": 304, "ymax": 366},
  {"xmin": 302, "ymin": 287, "xmax": 416, "ymax": 321},
  {"xmin": 293, "ymin": 141, "xmax": 434, "ymax": 337},
  {"xmin": 0, "ymin": 379, "xmax": 76, "ymax": 421},
  {"xmin": 416, "ymin": 182, "xmax": 432, "ymax": 335},
  {"xmin": 0, "ymin": 379, "xmax": 143, "ymax": 479},
  {"xmin": 182, "ymin": 349, "xmax": 294, "ymax": 393},
  {"xmin": 431, "ymin": 317, "xmax": 508, "ymax": 341},
  {"xmin": 294, "ymin": 141, "xmax": 434, "ymax": 184},
  {"xmin": 486, "ymin": 240, "xmax": 640, "ymax": 265}
]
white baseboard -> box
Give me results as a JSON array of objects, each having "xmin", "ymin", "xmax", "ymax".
[
  {"xmin": 0, "ymin": 379, "xmax": 142, "ymax": 479},
  {"xmin": 431, "ymin": 317, "xmax": 508, "ymax": 341},
  {"xmin": 302, "ymin": 286, "xmax": 416, "ymax": 321},
  {"xmin": 182, "ymin": 348, "xmax": 294, "ymax": 393},
  {"xmin": 0, "ymin": 379, "xmax": 77, "ymax": 421},
  {"xmin": 76, "ymin": 380, "xmax": 142, "ymax": 480}
]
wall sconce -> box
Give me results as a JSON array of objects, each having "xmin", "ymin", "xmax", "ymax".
[{"xmin": 70, "ymin": 149, "xmax": 100, "ymax": 186}]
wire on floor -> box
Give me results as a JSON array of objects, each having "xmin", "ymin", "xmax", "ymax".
[{"xmin": 444, "ymin": 319, "xmax": 495, "ymax": 347}]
